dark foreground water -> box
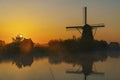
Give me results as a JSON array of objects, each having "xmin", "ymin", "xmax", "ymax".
[{"xmin": 0, "ymin": 51, "xmax": 120, "ymax": 80}]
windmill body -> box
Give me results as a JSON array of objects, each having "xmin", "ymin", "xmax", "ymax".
[{"xmin": 81, "ymin": 24, "xmax": 94, "ymax": 41}]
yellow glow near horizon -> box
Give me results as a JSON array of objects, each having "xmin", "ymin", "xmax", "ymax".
[{"xmin": 0, "ymin": 0, "xmax": 120, "ymax": 43}]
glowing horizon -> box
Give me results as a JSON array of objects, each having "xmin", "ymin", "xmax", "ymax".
[{"xmin": 0, "ymin": 0, "xmax": 120, "ymax": 44}]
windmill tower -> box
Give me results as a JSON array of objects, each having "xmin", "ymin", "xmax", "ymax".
[{"xmin": 66, "ymin": 7, "xmax": 105, "ymax": 41}]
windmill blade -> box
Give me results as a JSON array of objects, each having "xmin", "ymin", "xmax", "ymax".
[
  {"xmin": 84, "ymin": 75, "xmax": 87, "ymax": 80},
  {"xmin": 93, "ymin": 28, "xmax": 97, "ymax": 37},
  {"xmin": 66, "ymin": 26, "xmax": 83, "ymax": 29},
  {"xmin": 66, "ymin": 26, "xmax": 83, "ymax": 34},
  {"xmin": 84, "ymin": 7, "xmax": 87, "ymax": 25},
  {"xmin": 90, "ymin": 23, "xmax": 105, "ymax": 28},
  {"xmin": 66, "ymin": 28, "xmax": 78, "ymax": 31},
  {"xmin": 92, "ymin": 25, "xmax": 105, "ymax": 28},
  {"xmin": 91, "ymin": 71, "xmax": 105, "ymax": 75},
  {"xmin": 66, "ymin": 70, "xmax": 83, "ymax": 74}
]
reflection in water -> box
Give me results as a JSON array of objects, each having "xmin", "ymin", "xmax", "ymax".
[
  {"xmin": 65, "ymin": 53, "xmax": 105, "ymax": 80},
  {"xmin": 0, "ymin": 46, "xmax": 49, "ymax": 68},
  {"xmin": 49, "ymin": 51, "xmax": 120, "ymax": 80},
  {"xmin": 0, "ymin": 46, "xmax": 120, "ymax": 79}
]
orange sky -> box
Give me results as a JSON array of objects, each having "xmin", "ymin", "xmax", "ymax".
[{"xmin": 0, "ymin": 0, "xmax": 120, "ymax": 44}]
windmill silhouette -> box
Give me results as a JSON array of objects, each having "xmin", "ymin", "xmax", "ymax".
[{"xmin": 66, "ymin": 7, "xmax": 105, "ymax": 41}]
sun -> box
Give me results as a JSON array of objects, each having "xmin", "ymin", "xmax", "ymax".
[
  {"xmin": 17, "ymin": 34, "xmax": 23, "ymax": 39},
  {"xmin": 19, "ymin": 34, "xmax": 23, "ymax": 38}
]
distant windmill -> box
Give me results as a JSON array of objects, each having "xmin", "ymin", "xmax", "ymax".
[{"xmin": 66, "ymin": 7, "xmax": 105, "ymax": 41}]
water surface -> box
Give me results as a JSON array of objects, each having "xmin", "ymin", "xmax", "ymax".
[{"xmin": 0, "ymin": 51, "xmax": 120, "ymax": 80}]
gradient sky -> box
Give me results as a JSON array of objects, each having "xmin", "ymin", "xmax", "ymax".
[{"xmin": 0, "ymin": 0, "xmax": 120, "ymax": 43}]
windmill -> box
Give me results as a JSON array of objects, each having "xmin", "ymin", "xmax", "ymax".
[
  {"xmin": 66, "ymin": 63, "xmax": 104, "ymax": 80},
  {"xmin": 66, "ymin": 7, "xmax": 105, "ymax": 41}
]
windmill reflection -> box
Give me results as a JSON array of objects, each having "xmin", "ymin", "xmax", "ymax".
[{"xmin": 65, "ymin": 53, "xmax": 106, "ymax": 80}]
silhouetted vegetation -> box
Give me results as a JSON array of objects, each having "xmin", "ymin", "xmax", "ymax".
[
  {"xmin": 0, "ymin": 37, "xmax": 119, "ymax": 68},
  {"xmin": 48, "ymin": 38, "xmax": 109, "ymax": 53}
]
